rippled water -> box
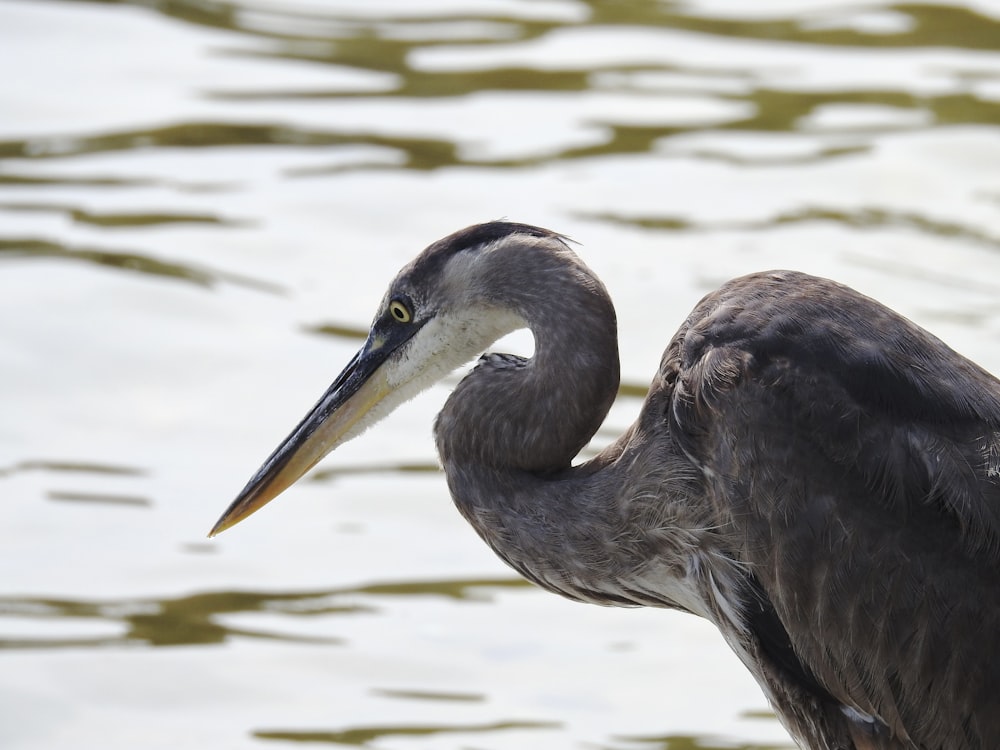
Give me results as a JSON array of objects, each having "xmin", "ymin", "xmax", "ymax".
[{"xmin": 3, "ymin": 1, "xmax": 1000, "ymax": 748}]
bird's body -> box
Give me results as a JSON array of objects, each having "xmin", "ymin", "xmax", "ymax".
[{"xmin": 212, "ymin": 222, "xmax": 1000, "ymax": 750}]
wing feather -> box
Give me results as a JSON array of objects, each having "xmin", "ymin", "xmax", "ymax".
[{"xmin": 669, "ymin": 271, "xmax": 1000, "ymax": 748}]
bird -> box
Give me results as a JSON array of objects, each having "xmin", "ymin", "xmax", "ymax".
[{"xmin": 210, "ymin": 221, "xmax": 1000, "ymax": 750}]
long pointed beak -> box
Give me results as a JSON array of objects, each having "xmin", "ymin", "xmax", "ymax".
[{"xmin": 209, "ymin": 337, "xmax": 392, "ymax": 537}]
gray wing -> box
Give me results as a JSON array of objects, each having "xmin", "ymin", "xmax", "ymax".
[{"xmin": 668, "ymin": 271, "xmax": 1000, "ymax": 749}]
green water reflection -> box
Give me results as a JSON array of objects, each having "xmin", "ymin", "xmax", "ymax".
[
  {"xmin": 0, "ymin": 172, "xmax": 152, "ymax": 187},
  {"xmin": 71, "ymin": 0, "xmax": 1000, "ymax": 56},
  {"xmin": 8, "ymin": 93, "xmax": 999, "ymax": 172},
  {"xmin": 585, "ymin": 206, "xmax": 1000, "ymax": 256},
  {"xmin": 4, "ymin": 1, "xmax": 998, "ymax": 172},
  {"xmin": 247, "ymin": 724, "xmax": 792, "ymax": 748},
  {"xmin": 46, "ymin": 490, "xmax": 152, "ymax": 507},
  {"xmin": 1, "ymin": 122, "xmax": 465, "ymax": 171},
  {"xmin": 372, "ymin": 688, "xmax": 484, "ymax": 702},
  {"xmin": 0, "ymin": 201, "xmax": 240, "ymax": 228},
  {"xmin": 0, "ymin": 578, "xmax": 530, "ymax": 650},
  {"xmin": 606, "ymin": 735, "xmax": 786, "ymax": 750},
  {"xmin": 0, "ymin": 459, "xmax": 147, "ymax": 478},
  {"xmin": 0, "ymin": 237, "xmax": 281, "ymax": 291},
  {"xmin": 254, "ymin": 720, "xmax": 560, "ymax": 745}
]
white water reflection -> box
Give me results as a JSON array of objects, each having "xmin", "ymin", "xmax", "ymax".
[{"xmin": 2, "ymin": 0, "xmax": 1000, "ymax": 748}]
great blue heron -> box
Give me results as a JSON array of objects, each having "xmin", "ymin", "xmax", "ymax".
[{"xmin": 211, "ymin": 221, "xmax": 1000, "ymax": 749}]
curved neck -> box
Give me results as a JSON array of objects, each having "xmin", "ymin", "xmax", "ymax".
[
  {"xmin": 431, "ymin": 242, "xmax": 638, "ymax": 600},
  {"xmin": 434, "ymin": 243, "xmax": 620, "ymax": 474},
  {"xmin": 428, "ymin": 238, "xmax": 718, "ymax": 615}
]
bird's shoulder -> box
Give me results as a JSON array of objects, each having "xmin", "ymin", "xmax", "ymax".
[
  {"xmin": 669, "ymin": 270, "xmax": 1000, "ymax": 424},
  {"xmin": 661, "ymin": 271, "xmax": 1000, "ymax": 530}
]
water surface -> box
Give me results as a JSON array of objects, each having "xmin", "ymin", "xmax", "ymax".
[{"xmin": 3, "ymin": 1, "xmax": 1000, "ymax": 748}]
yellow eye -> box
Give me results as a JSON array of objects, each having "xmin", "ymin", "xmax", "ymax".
[{"xmin": 388, "ymin": 299, "xmax": 412, "ymax": 323}]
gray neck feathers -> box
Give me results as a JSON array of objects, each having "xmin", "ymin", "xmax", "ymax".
[
  {"xmin": 433, "ymin": 236, "xmax": 619, "ymax": 474},
  {"xmin": 431, "ymin": 237, "xmax": 642, "ymax": 598}
]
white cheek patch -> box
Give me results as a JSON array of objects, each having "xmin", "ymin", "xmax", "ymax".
[
  {"xmin": 339, "ymin": 308, "xmax": 527, "ymax": 446},
  {"xmin": 356, "ymin": 244, "xmax": 528, "ymax": 442},
  {"xmin": 386, "ymin": 308, "xmax": 527, "ymax": 392}
]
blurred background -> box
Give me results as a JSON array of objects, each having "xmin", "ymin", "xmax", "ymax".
[{"xmin": 2, "ymin": 1, "xmax": 1000, "ymax": 748}]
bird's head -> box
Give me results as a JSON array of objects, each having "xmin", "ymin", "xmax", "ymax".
[{"xmin": 208, "ymin": 222, "xmax": 568, "ymax": 536}]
